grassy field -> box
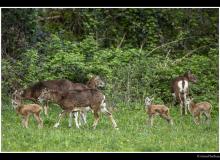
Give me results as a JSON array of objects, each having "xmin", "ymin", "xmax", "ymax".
[{"xmin": 1, "ymin": 102, "xmax": 219, "ymax": 152}]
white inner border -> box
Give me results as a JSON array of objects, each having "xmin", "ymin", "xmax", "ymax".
[{"xmin": 0, "ymin": 7, "xmax": 219, "ymax": 153}]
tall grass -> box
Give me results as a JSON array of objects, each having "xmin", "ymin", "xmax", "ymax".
[{"xmin": 1, "ymin": 103, "xmax": 219, "ymax": 152}]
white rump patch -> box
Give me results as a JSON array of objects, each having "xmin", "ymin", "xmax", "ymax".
[{"xmin": 177, "ymin": 80, "xmax": 188, "ymax": 93}]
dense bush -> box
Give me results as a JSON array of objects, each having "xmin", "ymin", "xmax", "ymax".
[{"xmin": 2, "ymin": 8, "xmax": 218, "ymax": 111}]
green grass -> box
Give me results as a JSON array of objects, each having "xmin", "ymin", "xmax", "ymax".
[{"xmin": 1, "ymin": 103, "xmax": 219, "ymax": 152}]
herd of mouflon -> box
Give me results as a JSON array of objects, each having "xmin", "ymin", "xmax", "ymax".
[{"xmin": 11, "ymin": 72, "xmax": 212, "ymax": 129}]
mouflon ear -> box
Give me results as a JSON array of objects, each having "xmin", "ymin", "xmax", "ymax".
[
  {"xmin": 144, "ymin": 97, "xmax": 148, "ymax": 101},
  {"xmin": 145, "ymin": 97, "xmax": 149, "ymax": 103},
  {"xmin": 18, "ymin": 89, "xmax": 24, "ymax": 95},
  {"xmin": 145, "ymin": 97, "xmax": 151, "ymax": 100},
  {"xmin": 12, "ymin": 90, "xmax": 17, "ymax": 95},
  {"xmin": 87, "ymin": 74, "xmax": 94, "ymax": 79}
]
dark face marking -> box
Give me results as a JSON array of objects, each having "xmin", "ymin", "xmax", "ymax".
[{"xmin": 185, "ymin": 71, "xmax": 197, "ymax": 83}]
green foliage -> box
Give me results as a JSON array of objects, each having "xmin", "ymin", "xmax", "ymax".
[
  {"xmin": 1, "ymin": 8, "xmax": 219, "ymax": 152},
  {"xmin": 2, "ymin": 8, "xmax": 38, "ymax": 58},
  {"xmin": 2, "ymin": 8, "xmax": 219, "ymax": 109}
]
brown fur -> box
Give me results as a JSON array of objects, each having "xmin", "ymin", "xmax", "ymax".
[
  {"xmin": 86, "ymin": 76, "xmax": 105, "ymax": 89},
  {"xmin": 145, "ymin": 97, "xmax": 173, "ymax": 126},
  {"xmin": 38, "ymin": 88, "xmax": 117, "ymax": 129},
  {"xmin": 171, "ymin": 71, "xmax": 197, "ymax": 102},
  {"xmin": 40, "ymin": 89, "xmax": 104, "ymax": 111},
  {"xmin": 171, "ymin": 71, "xmax": 197, "ymax": 115},
  {"xmin": 11, "ymin": 91, "xmax": 43, "ymax": 128},
  {"xmin": 146, "ymin": 104, "xmax": 173, "ymax": 126},
  {"xmin": 186, "ymin": 98, "xmax": 212, "ymax": 125},
  {"xmin": 20, "ymin": 76, "xmax": 104, "ymax": 116}
]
